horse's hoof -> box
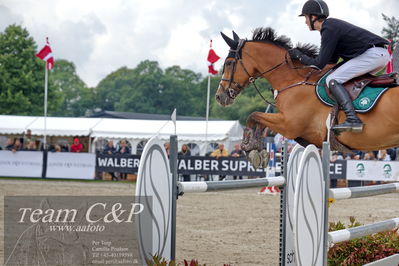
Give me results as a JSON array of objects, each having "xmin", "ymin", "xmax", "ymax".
[
  {"xmin": 259, "ymin": 150, "xmax": 270, "ymax": 168},
  {"xmin": 248, "ymin": 150, "xmax": 262, "ymax": 169}
]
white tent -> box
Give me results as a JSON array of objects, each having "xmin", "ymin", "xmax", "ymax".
[
  {"xmin": 0, "ymin": 115, "xmax": 39, "ymax": 135},
  {"xmin": 0, "ymin": 115, "xmax": 243, "ymax": 155}
]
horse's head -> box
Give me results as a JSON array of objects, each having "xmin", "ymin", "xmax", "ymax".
[{"xmin": 216, "ymin": 31, "xmax": 256, "ymax": 106}]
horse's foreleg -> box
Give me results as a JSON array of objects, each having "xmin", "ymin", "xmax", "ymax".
[
  {"xmin": 241, "ymin": 112, "xmax": 285, "ymax": 152},
  {"xmin": 241, "ymin": 112, "xmax": 285, "ymax": 168}
]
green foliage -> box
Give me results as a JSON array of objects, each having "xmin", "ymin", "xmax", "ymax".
[
  {"xmin": 328, "ymin": 217, "xmax": 399, "ymax": 266},
  {"xmin": 94, "ymin": 60, "xmax": 204, "ymax": 116},
  {"xmin": 0, "ymin": 24, "xmax": 272, "ymax": 122},
  {"xmin": 382, "ymin": 13, "xmax": 399, "ymax": 49},
  {"xmin": 50, "ymin": 59, "xmax": 94, "ymax": 116},
  {"xmin": 0, "ymin": 24, "xmax": 62, "ymax": 115}
]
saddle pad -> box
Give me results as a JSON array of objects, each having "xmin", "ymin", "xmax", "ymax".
[{"xmin": 316, "ymin": 71, "xmax": 389, "ymax": 113}]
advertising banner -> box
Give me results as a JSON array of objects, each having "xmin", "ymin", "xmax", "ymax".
[
  {"xmin": 346, "ymin": 160, "xmax": 399, "ymax": 181},
  {"xmin": 330, "ymin": 160, "xmax": 347, "ymax": 180},
  {"xmin": 96, "ymin": 154, "xmax": 141, "ymax": 173},
  {"xmin": 177, "ymin": 156, "xmax": 268, "ymax": 176},
  {"xmin": 0, "ymin": 151, "xmax": 43, "ymax": 178},
  {"xmin": 47, "ymin": 152, "xmax": 96, "ymax": 180},
  {"xmin": 96, "ymin": 154, "xmax": 270, "ymax": 177}
]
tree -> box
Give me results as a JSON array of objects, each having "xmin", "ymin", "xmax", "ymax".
[
  {"xmin": 50, "ymin": 59, "xmax": 94, "ymax": 116},
  {"xmin": 95, "ymin": 66, "xmax": 135, "ymax": 112},
  {"xmin": 94, "ymin": 60, "xmax": 205, "ymax": 116},
  {"xmin": 0, "ymin": 24, "xmax": 62, "ymax": 115},
  {"xmin": 382, "ymin": 13, "xmax": 399, "ymax": 49}
]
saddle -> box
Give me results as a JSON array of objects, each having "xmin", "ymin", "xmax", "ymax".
[{"xmin": 328, "ymin": 72, "xmax": 399, "ymax": 101}]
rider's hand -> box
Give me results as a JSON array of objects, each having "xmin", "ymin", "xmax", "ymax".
[{"xmin": 288, "ymin": 48, "xmax": 302, "ymax": 61}]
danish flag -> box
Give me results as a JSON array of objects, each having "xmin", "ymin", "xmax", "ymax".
[
  {"xmin": 207, "ymin": 40, "xmax": 220, "ymax": 75},
  {"xmin": 386, "ymin": 40, "xmax": 393, "ymax": 74},
  {"xmin": 36, "ymin": 38, "xmax": 54, "ymax": 70}
]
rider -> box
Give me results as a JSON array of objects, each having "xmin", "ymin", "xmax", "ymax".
[{"xmin": 289, "ymin": 0, "xmax": 390, "ymax": 133}]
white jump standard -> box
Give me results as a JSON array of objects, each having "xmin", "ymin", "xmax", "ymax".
[{"xmin": 135, "ymin": 136, "xmax": 399, "ymax": 266}]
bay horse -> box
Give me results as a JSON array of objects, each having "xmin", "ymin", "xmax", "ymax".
[{"xmin": 215, "ymin": 28, "xmax": 399, "ymax": 165}]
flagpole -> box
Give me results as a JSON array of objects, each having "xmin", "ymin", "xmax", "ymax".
[
  {"xmin": 44, "ymin": 65, "xmax": 48, "ymax": 150},
  {"xmin": 205, "ymin": 74, "xmax": 211, "ymax": 154}
]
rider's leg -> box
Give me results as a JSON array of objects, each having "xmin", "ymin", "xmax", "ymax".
[
  {"xmin": 328, "ymin": 79, "xmax": 363, "ymax": 132},
  {"xmin": 326, "ymin": 47, "xmax": 390, "ymax": 132}
]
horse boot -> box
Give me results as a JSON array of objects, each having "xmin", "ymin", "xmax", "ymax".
[{"xmin": 329, "ymin": 79, "xmax": 363, "ymax": 133}]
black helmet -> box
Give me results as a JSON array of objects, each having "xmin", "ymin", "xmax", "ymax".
[{"xmin": 299, "ymin": 0, "xmax": 329, "ymax": 18}]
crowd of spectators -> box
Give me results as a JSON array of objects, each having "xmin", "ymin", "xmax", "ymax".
[
  {"xmin": 331, "ymin": 149, "xmax": 398, "ymax": 162},
  {"xmin": 2, "ymin": 135, "xmax": 80, "ymax": 153}
]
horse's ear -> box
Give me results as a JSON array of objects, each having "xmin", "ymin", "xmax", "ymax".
[
  {"xmin": 232, "ymin": 30, "xmax": 240, "ymax": 41},
  {"xmin": 221, "ymin": 32, "xmax": 238, "ymax": 49}
]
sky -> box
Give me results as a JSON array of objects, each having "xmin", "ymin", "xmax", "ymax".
[{"xmin": 0, "ymin": 0, "xmax": 397, "ymax": 87}]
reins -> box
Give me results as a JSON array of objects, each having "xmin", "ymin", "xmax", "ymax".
[{"xmin": 222, "ymin": 39, "xmax": 321, "ymax": 107}]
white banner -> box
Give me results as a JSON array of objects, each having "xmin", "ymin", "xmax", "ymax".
[
  {"xmin": 0, "ymin": 151, "xmax": 43, "ymax": 178},
  {"xmin": 47, "ymin": 152, "xmax": 95, "ymax": 180},
  {"xmin": 347, "ymin": 160, "xmax": 399, "ymax": 181}
]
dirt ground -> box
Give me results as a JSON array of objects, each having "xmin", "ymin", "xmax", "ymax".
[{"xmin": 0, "ymin": 179, "xmax": 398, "ymax": 266}]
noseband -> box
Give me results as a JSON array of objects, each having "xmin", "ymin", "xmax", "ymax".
[{"xmin": 220, "ymin": 39, "xmax": 287, "ymax": 105}]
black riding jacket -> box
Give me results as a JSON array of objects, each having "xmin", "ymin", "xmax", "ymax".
[{"xmin": 298, "ymin": 18, "xmax": 389, "ymax": 69}]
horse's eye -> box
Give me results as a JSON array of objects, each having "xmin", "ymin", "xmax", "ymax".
[{"xmin": 225, "ymin": 61, "xmax": 232, "ymax": 66}]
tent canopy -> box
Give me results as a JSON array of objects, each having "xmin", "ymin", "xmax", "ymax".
[{"xmin": 0, "ymin": 115, "xmax": 243, "ymax": 142}]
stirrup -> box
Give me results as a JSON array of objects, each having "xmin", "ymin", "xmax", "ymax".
[{"xmin": 332, "ymin": 122, "xmax": 363, "ymax": 133}]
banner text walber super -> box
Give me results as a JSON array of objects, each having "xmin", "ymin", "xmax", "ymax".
[{"xmin": 96, "ymin": 154, "xmax": 270, "ymax": 176}]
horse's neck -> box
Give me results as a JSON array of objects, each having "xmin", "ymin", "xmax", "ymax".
[{"xmin": 249, "ymin": 44, "xmax": 306, "ymax": 88}]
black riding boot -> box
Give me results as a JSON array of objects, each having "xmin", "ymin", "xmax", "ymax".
[{"xmin": 329, "ymin": 79, "xmax": 363, "ymax": 133}]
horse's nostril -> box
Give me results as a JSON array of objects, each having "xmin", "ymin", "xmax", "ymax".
[{"xmin": 216, "ymin": 95, "xmax": 220, "ymax": 101}]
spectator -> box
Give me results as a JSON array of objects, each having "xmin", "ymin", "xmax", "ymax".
[
  {"xmin": 5, "ymin": 138, "xmax": 15, "ymax": 151},
  {"xmin": 117, "ymin": 140, "xmax": 131, "ymax": 180},
  {"xmin": 24, "ymin": 140, "xmax": 37, "ymax": 151},
  {"xmin": 70, "ymin": 138, "xmax": 83, "ymax": 153},
  {"xmin": 23, "ymin": 129, "xmax": 35, "ymax": 146},
  {"xmin": 103, "ymin": 140, "xmax": 117, "ymax": 155},
  {"xmin": 117, "ymin": 139, "xmax": 131, "ymax": 155},
  {"xmin": 377, "ymin": 149, "xmax": 391, "ymax": 161},
  {"xmin": 12, "ymin": 139, "xmax": 22, "ymax": 152},
  {"xmin": 363, "ymin": 151, "xmax": 376, "ymax": 160},
  {"xmin": 103, "ymin": 140, "xmax": 117, "ymax": 180},
  {"xmin": 164, "ymin": 142, "xmax": 170, "ymax": 157},
  {"xmin": 387, "ymin": 148, "xmax": 396, "ymax": 161},
  {"xmin": 178, "ymin": 144, "xmax": 191, "ymax": 181},
  {"xmin": 331, "ymin": 152, "xmax": 344, "ymax": 161},
  {"xmin": 230, "ymin": 144, "xmax": 245, "ymax": 180},
  {"xmin": 54, "ymin": 144, "xmax": 62, "ymax": 152},
  {"xmin": 211, "ymin": 143, "xmax": 229, "ymax": 180}
]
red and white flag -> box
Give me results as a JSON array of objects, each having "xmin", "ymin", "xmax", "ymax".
[
  {"xmin": 386, "ymin": 40, "xmax": 393, "ymax": 74},
  {"xmin": 207, "ymin": 40, "xmax": 220, "ymax": 75},
  {"xmin": 36, "ymin": 38, "xmax": 54, "ymax": 70}
]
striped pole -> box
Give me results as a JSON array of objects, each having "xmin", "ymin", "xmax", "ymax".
[
  {"xmin": 329, "ymin": 183, "xmax": 399, "ymax": 200},
  {"xmin": 328, "ymin": 217, "xmax": 399, "ymax": 244},
  {"xmin": 178, "ymin": 176, "xmax": 286, "ymax": 193}
]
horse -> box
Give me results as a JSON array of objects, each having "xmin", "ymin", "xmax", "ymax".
[{"xmin": 215, "ymin": 28, "xmax": 399, "ymax": 166}]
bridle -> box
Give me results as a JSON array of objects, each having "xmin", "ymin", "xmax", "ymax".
[{"xmin": 220, "ymin": 39, "xmax": 319, "ymax": 107}]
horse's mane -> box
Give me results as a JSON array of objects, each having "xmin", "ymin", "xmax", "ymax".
[{"xmin": 251, "ymin": 27, "xmax": 319, "ymax": 58}]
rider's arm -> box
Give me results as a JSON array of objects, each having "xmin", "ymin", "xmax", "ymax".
[{"xmin": 296, "ymin": 25, "xmax": 339, "ymax": 69}]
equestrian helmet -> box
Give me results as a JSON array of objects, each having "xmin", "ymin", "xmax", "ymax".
[{"xmin": 299, "ymin": 0, "xmax": 329, "ymax": 18}]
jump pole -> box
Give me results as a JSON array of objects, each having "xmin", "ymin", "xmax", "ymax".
[
  {"xmin": 136, "ymin": 136, "xmax": 399, "ymax": 265},
  {"xmin": 178, "ymin": 176, "xmax": 285, "ymax": 193}
]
